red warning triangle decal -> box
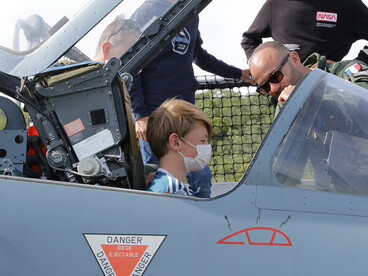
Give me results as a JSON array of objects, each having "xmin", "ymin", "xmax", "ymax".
[
  {"xmin": 84, "ymin": 234, "xmax": 166, "ymax": 276},
  {"xmin": 102, "ymin": 244, "xmax": 148, "ymax": 275}
]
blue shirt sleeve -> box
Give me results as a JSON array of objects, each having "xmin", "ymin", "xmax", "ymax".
[
  {"xmin": 146, "ymin": 180, "xmax": 170, "ymax": 193},
  {"xmin": 193, "ymin": 29, "xmax": 242, "ymax": 79},
  {"xmin": 129, "ymin": 74, "xmax": 149, "ymax": 120},
  {"xmin": 146, "ymin": 171, "xmax": 193, "ymax": 196}
]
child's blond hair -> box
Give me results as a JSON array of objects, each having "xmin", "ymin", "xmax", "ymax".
[{"xmin": 146, "ymin": 99, "xmax": 212, "ymax": 159}]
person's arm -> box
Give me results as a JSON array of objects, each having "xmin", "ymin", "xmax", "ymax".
[
  {"xmin": 193, "ymin": 30, "xmax": 255, "ymax": 84},
  {"xmin": 129, "ymin": 74, "xmax": 150, "ymax": 140},
  {"xmin": 330, "ymin": 60, "xmax": 368, "ymax": 90},
  {"xmin": 135, "ymin": 116, "xmax": 149, "ymax": 141},
  {"xmin": 146, "ymin": 172, "xmax": 170, "ymax": 193},
  {"xmin": 345, "ymin": 63, "xmax": 368, "ymax": 90},
  {"xmin": 241, "ymin": 0, "xmax": 272, "ymax": 59}
]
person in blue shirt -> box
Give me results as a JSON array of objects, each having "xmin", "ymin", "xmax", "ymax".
[
  {"xmin": 145, "ymin": 99, "xmax": 213, "ymax": 196},
  {"xmin": 129, "ymin": 0, "xmax": 255, "ymax": 198}
]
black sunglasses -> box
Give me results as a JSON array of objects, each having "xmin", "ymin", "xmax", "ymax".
[
  {"xmin": 107, "ymin": 19, "xmax": 141, "ymax": 41},
  {"xmin": 256, "ymin": 53, "xmax": 290, "ymax": 95}
]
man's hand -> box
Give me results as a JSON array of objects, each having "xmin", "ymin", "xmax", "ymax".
[
  {"xmin": 278, "ymin": 85, "xmax": 296, "ymax": 105},
  {"xmin": 240, "ymin": 69, "xmax": 256, "ymax": 85},
  {"xmin": 135, "ymin": 116, "xmax": 149, "ymax": 140}
]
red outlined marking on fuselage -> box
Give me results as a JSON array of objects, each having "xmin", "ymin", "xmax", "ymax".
[{"xmin": 216, "ymin": 227, "xmax": 292, "ymax": 246}]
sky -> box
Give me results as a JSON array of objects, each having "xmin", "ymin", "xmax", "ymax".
[{"xmin": 0, "ymin": 0, "xmax": 368, "ymax": 76}]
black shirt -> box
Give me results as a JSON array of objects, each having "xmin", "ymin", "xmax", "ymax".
[{"xmin": 241, "ymin": 0, "xmax": 368, "ymax": 61}]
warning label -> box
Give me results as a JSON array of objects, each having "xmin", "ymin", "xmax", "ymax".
[
  {"xmin": 84, "ymin": 234, "xmax": 166, "ymax": 276},
  {"xmin": 64, "ymin": 118, "xmax": 85, "ymax": 137},
  {"xmin": 73, "ymin": 129, "xmax": 114, "ymax": 160}
]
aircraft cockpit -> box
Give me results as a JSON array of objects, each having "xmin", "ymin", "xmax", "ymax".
[
  {"xmin": 2, "ymin": 0, "xmax": 368, "ymax": 199},
  {"xmin": 0, "ymin": 0, "xmax": 210, "ymax": 190}
]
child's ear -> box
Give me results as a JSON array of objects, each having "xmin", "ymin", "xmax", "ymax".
[{"xmin": 168, "ymin": 133, "xmax": 181, "ymax": 151}]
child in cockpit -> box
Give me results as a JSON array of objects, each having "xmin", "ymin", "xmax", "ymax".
[{"xmin": 145, "ymin": 99, "xmax": 213, "ymax": 196}]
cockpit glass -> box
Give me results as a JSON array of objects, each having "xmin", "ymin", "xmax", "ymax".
[
  {"xmin": 0, "ymin": 0, "xmax": 176, "ymax": 62},
  {"xmin": 273, "ymin": 73, "xmax": 368, "ymax": 196},
  {"xmin": 75, "ymin": 0, "xmax": 158, "ymax": 61},
  {"xmin": 0, "ymin": 0, "xmax": 90, "ymax": 52}
]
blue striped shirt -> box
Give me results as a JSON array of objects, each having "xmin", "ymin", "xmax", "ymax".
[{"xmin": 146, "ymin": 169, "xmax": 194, "ymax": 196}]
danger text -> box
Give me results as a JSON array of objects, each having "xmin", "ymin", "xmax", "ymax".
[
  {"xmin": 132, "ymin": 252, "xmax": 152, "ymax": 276},
  {"xmin": 106, "ymin": 236, "xmax": 143, "ymax": 244}
]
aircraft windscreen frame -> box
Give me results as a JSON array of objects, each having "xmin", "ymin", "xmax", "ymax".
[
  {"xmin": 0, "ymin": 0, "xmax": 176, "ymax": 61},
  {"xmin": 272, "ymin": 73, "xmax": 368, "ymax": 196},
  {"xmin": 0, "ymin": 0, "xmax": 187, "ymax": 76}
]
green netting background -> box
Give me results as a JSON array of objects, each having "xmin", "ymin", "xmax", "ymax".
[{"xmin": 195, "ymin": 76, "xmax": 274, "ymax": 182}]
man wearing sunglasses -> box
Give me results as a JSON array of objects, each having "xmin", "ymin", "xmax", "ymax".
[{"xmin": 249, "ymin": 41, "xmax": 368, "ymax": 111}]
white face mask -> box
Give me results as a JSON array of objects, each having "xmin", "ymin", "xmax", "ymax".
[{"xmin": 179, "ymin": 137, "xmax": 212, "ymax": 172}]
